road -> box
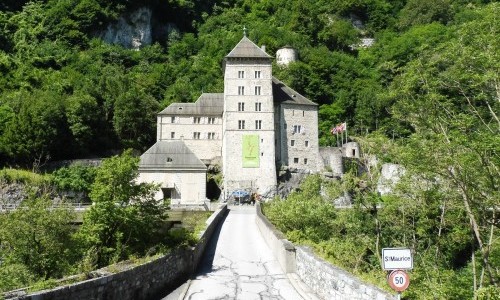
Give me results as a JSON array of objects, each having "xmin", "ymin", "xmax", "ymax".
[{"xmin": 163, "ymin": 205, "xmax": 305, "ymax": 300}]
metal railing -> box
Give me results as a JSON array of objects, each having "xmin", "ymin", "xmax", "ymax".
[{"xmin": 0, "ymin": 202, "xmax": 92, "ymax": 212}]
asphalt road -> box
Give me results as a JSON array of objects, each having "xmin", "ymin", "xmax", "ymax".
[{"xmin": 163, "ymin": 205, "xmax": 305, "ymax": 300}]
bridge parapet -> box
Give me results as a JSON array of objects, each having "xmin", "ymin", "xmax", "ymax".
[
  {"xmin": 255, "ymin": 203, "xmax": 393, "ymax": 300},
  {"xmin": 3, "ymin": 204, "xmax": 228, "ymax": 300}
]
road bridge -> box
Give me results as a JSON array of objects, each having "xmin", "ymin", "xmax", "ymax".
[{"xmin": 162, "ymin": 205, "xmax": 314, "ymax": 300}]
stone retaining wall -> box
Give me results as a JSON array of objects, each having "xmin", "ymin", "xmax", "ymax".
[
  {"xmin": 255, "ymin": 203, "xmax": 393, "ymax": 300},
  {"xmin": 296, "ymin": 246, "xmax": 392, "ymax": 300},
  {"xmin": 6, "ymin": 204, "xmax": 227, "ymax": 300}
]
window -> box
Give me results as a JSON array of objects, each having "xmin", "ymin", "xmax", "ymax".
[
  {"xmin": 238, "ymin": 86, "xmax": 244, "ymax": 95},
  {"xmin": 304, "ymin": 158, "xmax": 308, "ymax": 164},
  {"xmin": 238, "ymin": 120, "xmax": 245, "ymax": 129},
  {"xmin": 238, "ymin": 70, "xmax": 244, "ymax": 78},
  {"xmin": 305, "ymin": 140, "xmax": 309, "ymax": 147},
  {"xmin": 193, "ymin": 117, "xmax": 201, "ymax": 124},
  {"xmin": 255, "ymin": 102, "xmax": 262, "ymax": 111},
  {"xmin": 193, "ymin": 132, "xmax": 201, "ymax": 139},
  {"xmin": 293, "ymin": 125, "xmax": 302, "ymax": 134},
  {"xmin": 255, "ymin": 71, "xmax": 261, "ymax": 78},
  {"xmin": 208, "ymin": 117, "xmax": 215, "ymax": 124},
  {"xmin": 303, "ymin": 110, "xmax": 305, "ymax": 117},
  {"xmin": 208, "ymin": 132, "xmax": 215, "ymax": 139},
  {"xmin": 238, "ymin": 102, "xmax": 245, "ymax": 111},
  {"xmin": 171, "ymin": 132, "xmax": 175, "ymax": 139},
  {"xmin": 171, "ymin": 116, "xmax": 175, "ymax": 123},
  {"xmin": 255, "ymin": 86, "xmax": 261, "ymax": 95},
  {"xmin": 293, "ymin": 158, "xmax": 299, "ymax": 164},
  {"xmin": 291, "ymin": 140, "xmax": 295, "ymax": 146},
  {"xmin": 255, "ymin": 120, "xmax": 262, "ymax": 129}
]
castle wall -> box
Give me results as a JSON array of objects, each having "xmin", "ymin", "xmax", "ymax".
[
  {"xmin": 136, "ymin": 170, "xmax": 206, "ymax": 205},
  {"xmin": 278, "ymin": 104, "xmax": 319, "ymax": 172},
  {"xmin": 157, "ymin": 115, "xmax": 222, "ymax": 161}
]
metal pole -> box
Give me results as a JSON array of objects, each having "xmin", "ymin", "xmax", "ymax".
[{"xmin": 396, "ymin": 292, "xmax": 401, "ymax": 300}]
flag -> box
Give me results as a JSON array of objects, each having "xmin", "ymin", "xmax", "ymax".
[
  {"xmin": 330, "ymin": 126, "xmax": 337, "ymax": 135},
  {"xmin": 331, "ymin": 122, "xmax": 346, "ymax": 134}
]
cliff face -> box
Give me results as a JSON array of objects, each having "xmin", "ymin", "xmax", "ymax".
[
  {"xmin": 98, "ymin": 7, "xmax": 178, "ymax": 50},
  {"xmin": 99, "ymin": 7, "xmax": 153, "ymax": 49}
]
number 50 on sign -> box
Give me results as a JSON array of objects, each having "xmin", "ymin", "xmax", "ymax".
[{"xmin": 388, "ymin": 270, "xmax": 410, "ymax": 292}]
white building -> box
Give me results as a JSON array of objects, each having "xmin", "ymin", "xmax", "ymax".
[{"xmin": 138, "ymin": 35, "xmax": 319, "ymax": 206}]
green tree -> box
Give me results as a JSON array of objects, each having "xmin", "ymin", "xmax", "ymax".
[
  {"xmin": 0, "ymin": 195, "xmax": 77, "ymax": 282},
  {"xmin": 77, "ymin": 150, "xmax": 168, "ymax": 267},
  {"xmin": 1, "ymin": 90, "xmax": 71, "ymax": 164},
  {"xmin": 389, "ymin": 3, "xmax": 499, "ymax": 292},
  {"xmin": 113, "ymin": 88, "xmax": 159, "ymax": 150}
]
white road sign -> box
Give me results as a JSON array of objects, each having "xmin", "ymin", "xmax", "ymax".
[{"xmin": 382, "ymin": 248, "xmax": 413, "ymax": 270}]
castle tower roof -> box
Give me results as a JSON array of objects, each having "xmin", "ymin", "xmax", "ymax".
[{"xmin": 225, "ymin": 36, "xmax": 271, "ymax": 59}]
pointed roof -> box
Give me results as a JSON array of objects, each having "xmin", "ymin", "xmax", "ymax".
[
  {"xmin": 139, "ymin": 141, "xmax": 206, "ymax": 171},
  {"xmin": 226, "ymin": 36, "xmax": 271, "ymax": 59}
]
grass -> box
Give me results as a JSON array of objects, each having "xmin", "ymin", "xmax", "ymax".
[{"xmin": 0, "ymin": 168, "xmax": 50, "ymax": 185}]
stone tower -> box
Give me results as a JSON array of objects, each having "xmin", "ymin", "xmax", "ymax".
[
  {"xmin": 276, "ymin": 46, "xmax": 297, "ymax": 66},
  {"xmin": 222, "ymin": 36, "xmax": 277, "ymax": 197}
]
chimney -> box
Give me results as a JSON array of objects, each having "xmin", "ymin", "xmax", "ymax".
[{"xmin": 261, "ymin": 45, "xmax": 266, "ymax": 53}]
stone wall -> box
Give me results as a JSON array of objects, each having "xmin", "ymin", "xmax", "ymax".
[
  {"xmin": 256, "ymin": 203, "xmax": 393, "ymax": 300},
  {"xmin": 295, "ymin": 247, "xmax": 393, "ymax": 300},
  {"xmin": 6, "ymin": 205, "xmax": 228, "ymax": 300},
  {"xmin": 255, "ymin": 203, "xmax": 296, "ymax": 273}
]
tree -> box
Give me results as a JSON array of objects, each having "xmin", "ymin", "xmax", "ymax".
[
  {"xmin": 1, "ymin": 89, "xmax": 71, "ymax": 164},
  {"xmin": 113, "ymin": 88, "xmax": 159, "ymax": 150},
  {"xmin": 0, "ymin": 195, "xmax": 77, "ymax": 282},
  {"xmin": 389, "ymin": 3, "xmax": 499, "ymax": 292},
  {"xmin": 77, "ymin": 150, "xmax": 168, "ymax": 267}
]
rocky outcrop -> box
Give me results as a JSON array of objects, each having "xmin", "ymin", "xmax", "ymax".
[
  {"xmin": 99, "ymin": 7, "xmax": 153, "ymax": 49},
  {"xmin": 97, "ymin": 7, "xmax": 178, "ymax": 50},
  {"xmin": 377, "ymin": 163, "xmax": 405, "ymax": 195}
]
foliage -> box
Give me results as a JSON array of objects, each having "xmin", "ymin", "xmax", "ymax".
[
  {"xmin": 265, "ymin": 128, "xmax": 498, "ymax": 298},
  {"xmin": 0, "ymin": 195, "xmax": 77, "ymax": 287},
  {"xmin": 50, "ymin": 164, "xmax": 97, "ymax": 194},
  {"xmin": 77, "ymin": 150, "xmax": 169, "ymax": 267},
  {"xmin": 263, "ymin": 175, "xmax": 337, "ymax": 243},
  {"xmin": 0, "ymin": 168, "xmax": 50, "ymax": 185}
]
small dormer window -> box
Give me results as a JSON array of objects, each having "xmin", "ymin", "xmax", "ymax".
[{"xmin": 166, "ymin": 157, "xmax": 173, "ymax": 163}]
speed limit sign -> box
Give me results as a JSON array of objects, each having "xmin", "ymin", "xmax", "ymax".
[{"xmin": 388, "ymin": 270, "xmax": 410, "ymax": 292}]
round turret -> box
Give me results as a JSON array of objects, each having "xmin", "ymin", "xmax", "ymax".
[{"xmin": 276, "ymin": 46, "xmax": 297, "ymax": 66}]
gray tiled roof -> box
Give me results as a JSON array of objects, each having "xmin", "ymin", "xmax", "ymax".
[
  {"xmin": 139, "ymin": 141, "xmax": 206, "ymax": 171},
  {"xmin": 226, "ymin": 36, "xmax": 272, "ymax": 59},
  {"xmin": 272, "ymin": 77, "xmax": 317, "ymax": 106},
  {"xmin": 158, "ymin": 93, "xmax": 224, "ymax": 116}
]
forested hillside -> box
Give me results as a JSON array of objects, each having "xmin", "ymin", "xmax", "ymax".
[{"xmin": 0, "ymin": 0, "xmax": 496, "ymax": 165}]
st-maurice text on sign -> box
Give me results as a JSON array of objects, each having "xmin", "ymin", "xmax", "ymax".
[{"xmin": 382, "ymin": 248, "xmax": 413, "ymax": 270}]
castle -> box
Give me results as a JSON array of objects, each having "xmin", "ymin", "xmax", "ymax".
[{"xmin": 137, "ymin": 35, "xmax": 320, "ymax": 207}]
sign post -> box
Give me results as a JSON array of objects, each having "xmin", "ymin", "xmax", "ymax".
[{"xmin": 382, "ymin": 248, "xmax": 412, "ymax": 298}]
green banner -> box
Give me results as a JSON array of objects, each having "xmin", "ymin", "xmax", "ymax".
[{"xmin": 242, "ymin": 135, "xmax": 260, "ymax": 168}]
